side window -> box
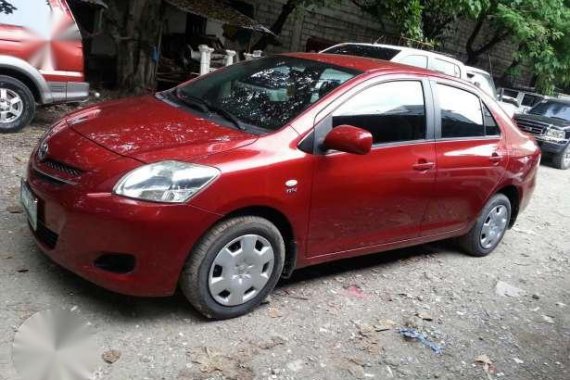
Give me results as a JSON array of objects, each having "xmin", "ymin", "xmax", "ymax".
[
  {"xmin": 433, "ymin": 59, "xmax": 460, "ymax": 78},
  {"xmin": 400, "ymin": 55, "xmax": 428, "ymax": 69},
  {"xmin": 332, "ymin": 81, "xmax": 426, "ymax": 145},
  {"xmin": 483, "ymin": 104, "xmax": 501, "ymax": 136},
  {"xmin": 437, "ymin": 84, "xmax": 484, "ymax": 138},
  {"xmin": 0, "ymin": 0, "xmax": 52, "ymax": 37}
]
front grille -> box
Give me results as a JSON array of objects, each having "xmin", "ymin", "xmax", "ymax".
[
  {"xmin": 31, "ymin": 169, "xmax": 68, "ymax": 186},
  {"xmin": 515, "ymin": 119, "xmax": 548, "ymax": 136},
  {"xmin": 32, "ymin": 221, "xmax": 59, "ymax": 249},
  {"xmin": 42, "ymin": 158, "xmax": 83, "ymax": 177}
]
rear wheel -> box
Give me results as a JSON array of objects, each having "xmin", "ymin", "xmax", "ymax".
[
  {"xmin": 459, "ymin": 194, "xmax": 511, "ymax": 257},
  {"xmin": 552, "ymin": 144, "xmax": 570, "ymax": 170},
  {"xmin": 180, "ymin": 216, "xmax": 285, "ymax": 319},
  {"xmin": 0, "ymin": 75, "xmax": 35, "ymax": 133}
]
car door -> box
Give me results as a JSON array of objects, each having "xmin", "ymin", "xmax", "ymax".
[
  {"xmin": 421, "ymin": 80, "xmax": 508, "ymax": 236},
  {"xmin": 306, "ymin": 78, "xmax": 437, "ymax": 257}
]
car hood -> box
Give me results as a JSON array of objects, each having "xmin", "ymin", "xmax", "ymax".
[
  {"xmin": 515, "ymin": 113, "xmax": 570, "ymax": 130},
  {"xmin": 67, "ymin": 95, "xmax": 256, "ymax": 162}
]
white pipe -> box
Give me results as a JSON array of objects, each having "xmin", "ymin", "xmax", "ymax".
[{"xmin": 225, "ymin": 50, "xmax": 236, "ymax": 66}]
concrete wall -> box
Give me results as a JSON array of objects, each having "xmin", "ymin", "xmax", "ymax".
[{"xmin": 245, "ymin": 0, "xmax": 530, "ymax": 87}]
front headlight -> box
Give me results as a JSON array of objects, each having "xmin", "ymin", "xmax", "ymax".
[
  {"xmin": 545, "ymin": 127, "xmax": 566, "ymax": 140},
  {"xmin": 114, "ymin": 161, "xmax": 219, "ymax": 203}
]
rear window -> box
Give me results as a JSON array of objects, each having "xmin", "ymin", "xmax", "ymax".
[{"xmin": 324, "ymin": 45, "xmax": 400, "ymax": 61}]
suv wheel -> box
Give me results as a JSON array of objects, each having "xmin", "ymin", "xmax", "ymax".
[
  {"xmin": 0, "ymin": 75, "xmax": 36, "ymax": 133},
  {"xmin": 458, "ymin": 193, "xmax": 511, "ymax": 257},
  {"xmin": 552, "ymin": 144, "xmax": 570, "ymax": 170},
  {"xmin": 180, "ymin": 216, "xmax": 285, "ymax": 319}
]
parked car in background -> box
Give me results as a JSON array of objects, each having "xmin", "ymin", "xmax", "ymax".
[
  {"xmin": 466, "ymin": 66, "xmax": 519, "ymax": 117},
  {"xmin": 0, "ymin": 0, "xmax": 89, "ymax": 133},
  {"xmin": 22, "ymin": 54, "xmax": 540, "ymax": 319},
  {"xmin": 321, "ymin": 42, "xmax": 466, "ymax": 78},
  {"xmin": 501, "ymin": 88, "xmax": 545, "ymax": 114},
  {"xmin": 514, "ymin": 99, "xmax": 570, "ymax": 169}
]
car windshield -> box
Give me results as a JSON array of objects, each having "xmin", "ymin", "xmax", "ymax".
[
  {"xmin": 528, "ymin": 101, "xmax": 570, "ymax": 122},
  {"xmin": 323, "ymin": 45, "xmax": 401, "ymax": 60},
  {"xmin": 175, "ymin": 56, "xmax": 360, "ymax": 132}
]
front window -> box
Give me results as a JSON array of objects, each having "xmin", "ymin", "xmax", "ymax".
[
  {"xmin": 323, "ymin": 44, "xmax": 401, "ymax": 61},
  {"xmin": 433, "ymin": 59, "xmax": 461, "ymax": 78},
  {"xmin": 174, "ymin": 56, "xmax": 359, "ymax": 132},
  {"xmin": 528, "ymin": 101, "xmax": 570, "ymax": 122},
  {"xmin": 468, "ymin": 71, "xmax": 497, "ymax": 98}
]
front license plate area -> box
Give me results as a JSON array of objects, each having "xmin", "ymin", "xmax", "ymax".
[{"xmin": 20, "ymin": 179, "xmax": 38, "ymax": 231}]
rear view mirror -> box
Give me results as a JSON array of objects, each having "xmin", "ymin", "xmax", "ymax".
[{"xmin": 323, "ymin": 125, "xmax": 372, "ymax": 155}]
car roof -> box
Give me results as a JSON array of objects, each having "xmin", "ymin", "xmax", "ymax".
[{"xmin": 323, "ymin": 42, "xmax": 464, "ymax": 66}]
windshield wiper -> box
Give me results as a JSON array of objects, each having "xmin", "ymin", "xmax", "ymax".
[{"xmin": 174, "ymin": 89, "xmax": 245, "ymax": 131}]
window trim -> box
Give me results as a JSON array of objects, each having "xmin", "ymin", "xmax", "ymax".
[
  {"xmin": 431, "ymin": 79, "xmax": 502, "ymax": 141},
  {"xmin": 310, "ymin": 75, "xmax": 435, "ymax": 154}
]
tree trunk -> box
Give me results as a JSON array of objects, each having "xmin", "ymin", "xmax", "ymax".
[
  {"xmin": 105, "ymin": 0, "xmax": 164, "ymax": 94},
  {"xmin": 252, "ymin": 0, "xmax": 298, "ymax": 51}
]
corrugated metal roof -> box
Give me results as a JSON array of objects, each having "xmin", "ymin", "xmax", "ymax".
[{"xmin": 165, "ymin": 0, "xmax": 273, "ymax": 34}]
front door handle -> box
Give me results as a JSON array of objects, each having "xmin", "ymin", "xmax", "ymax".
[{"xmin": 412, "ymin": 160, "xmax": 435, "ymax": 171}]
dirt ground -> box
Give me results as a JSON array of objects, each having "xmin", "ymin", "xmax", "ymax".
[{"xmin": 0, "ymin": 105, "xmax": 568, "ymax": 380}]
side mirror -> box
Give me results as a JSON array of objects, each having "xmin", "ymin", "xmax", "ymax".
[{"xmin": 323, "ymin": 125, "xmax": 372, "ymax": 155}]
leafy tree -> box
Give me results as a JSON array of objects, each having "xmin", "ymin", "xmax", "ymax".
[
  {"xmin": 252, "ymin": 0, "xmax": 334, "ymax": 51},
  {"xmin": 0, "ymin": 0, "xmax": 16, "ymax": 14}
]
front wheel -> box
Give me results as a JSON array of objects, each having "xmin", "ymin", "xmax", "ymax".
[
  {"xmin": 180, "ymin": 216, "xmax": 285, "ymax": 319},
  {"xmin": 458, "ymin": 194, "xmax": 511, "ymax": 257},
  {"xmin": 0, "ymin": 75, "xmax": 36, "ymax": 133},
  {"xmin": 552, "ymin": 144, "xmax": 570, "ymax": 170}
]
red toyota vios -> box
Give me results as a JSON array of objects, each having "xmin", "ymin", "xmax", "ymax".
[{"xmin": 22, "ymin": 53, "xmax": 540, "ymax": 319}]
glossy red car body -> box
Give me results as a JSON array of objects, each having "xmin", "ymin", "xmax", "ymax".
[{"xmin": 25, "ymin": 53, "xmax": 540, "ymax": 297}]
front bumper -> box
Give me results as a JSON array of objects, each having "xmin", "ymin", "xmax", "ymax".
[
  {"xmin": 536, "ymin": 139, "xmax": 568, "ymax": 155},
  {"xmin": 25, "ymin": 171, "xmax": 221, "ymax": 297}
]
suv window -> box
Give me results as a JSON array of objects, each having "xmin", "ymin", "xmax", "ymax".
[
  {"xmin": 433, "ymin": 59, "xmax": 461, "ymax": 78},
  {"xmin": 400, "ymin": 55, "xmax": 428, "ymax": 69},
  {"xmin": 438, "ymin": 84, "xmax": 484, "ymax": 138},
  {"xmin": 0, "ymin": 0, "xmax": 52, "ymax": 37},
  {"xmin": 332, "ymin": 81, "xmax": 426, "ymax": 144}
]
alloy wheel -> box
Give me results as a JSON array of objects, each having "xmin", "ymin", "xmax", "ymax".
[
  {"xmin": 208, "ymin": 234, "xmax": 275, "ymax": 306},
  {"xmin": 0, "ymin": 88, "xmax": 23, "ymax": 124},
  {"xmin": 479, "ymin": 205, "xmax": 508, "ymax": 249}
]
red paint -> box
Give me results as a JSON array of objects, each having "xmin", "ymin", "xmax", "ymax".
[
  {"xmin": 0, "ymin": 0, "xmax": 85, "ymax": 82},
  {"xmin": 323, "ymin": 124, "xmax": 373, "ymax": 155},
  {"xmin": 25, "ymin": 54, "xmax": 540, "ymax": 297}
]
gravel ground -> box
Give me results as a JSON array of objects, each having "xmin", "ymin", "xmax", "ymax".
[{"xmin": 0, "ymin": 105, "xmax": 569, "ymax": 380}]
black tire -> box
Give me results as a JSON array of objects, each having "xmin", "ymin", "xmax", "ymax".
[
  {"xmin": 0, "ymin": 75, "xmax": 35, "ymax": 133},
  {"xmin": 180, "ymin": 216, "xmax": 285, "ymax": 319},
  {"xmin": 458, "ymin": 194, "xmax": 511, "ymax": 257},
  {"xmin": 552, "ymin": 144, "xmax": 570, "ymax": 170}
]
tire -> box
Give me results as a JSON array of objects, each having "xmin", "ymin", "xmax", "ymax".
[
  {"xmin": 552, "ymin": 144, "xmax": 570, "ymax": 170},
  {"xmin": 180, "ymin": 216, "xmax": 285, "ymax": 319},
  {"xmin": 0, "ymin": 75, "xmax": 35, "ymax": 133},
  {"xmin": 458, "ymin": 194, "xmax": 511, "ymax": 257}
]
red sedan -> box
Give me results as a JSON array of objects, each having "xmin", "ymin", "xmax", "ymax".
[{"xmin": 22, "ymin": 53, "xmax": 540, "ymax": 319}]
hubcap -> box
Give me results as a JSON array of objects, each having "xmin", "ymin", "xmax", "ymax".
[
  {"xmin": 208, "ymin": 234, "xmax": 275, "ymax": 306},
  {"xmin": 480, "ymin": 205, "xmax": 508, "ymax": 249},
  {"xmin": 0, "ymin": 88, "xmax": 23, "ymax": 125}
]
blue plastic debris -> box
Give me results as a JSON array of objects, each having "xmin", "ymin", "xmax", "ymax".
[{"xmin": 398, "ymin": 328, "xmax": 444, "ymax": 354}]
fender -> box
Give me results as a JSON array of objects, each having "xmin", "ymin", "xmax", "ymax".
[{"xmin": 0, "ymin": 55, "xmax": 52, "ymax": 104}]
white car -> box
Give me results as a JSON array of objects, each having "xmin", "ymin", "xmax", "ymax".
[
  {"xmin": 466, "ymin": 66, "xmax": 520, "ymax": 117},
  {"xmin": 321, "ymin": 43, "xmax": 466, "ymax": 79}
]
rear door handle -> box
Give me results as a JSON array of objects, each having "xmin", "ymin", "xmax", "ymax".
[
  {"xmin": 490, "ymin": 152, "xmax": 502, "ymax": 164},
  {"xmin": 412, "ymin": 161, "xmax": 435, "ymax": 171}
]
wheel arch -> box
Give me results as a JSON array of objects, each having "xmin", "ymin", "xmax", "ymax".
[
  {"xmin": 222, "ymin": 205, "xmax": 297, "ymax": 278},
  {"xmin": 496, "ymin": 185, "xmax": 520, "ymax": 228},
  {"xmin": 0, "ymin": 56, "xmax": 52, "ymax": 103}
]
